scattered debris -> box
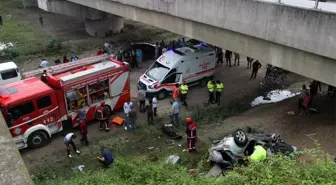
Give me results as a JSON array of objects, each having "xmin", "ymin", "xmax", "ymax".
[
  {"xmin": 178, "ymin": 144, "xmax": 182, "ymax": 147},
  {"xmin": 77, "ymin": 165, "xmax": 85, "ymax": 171},
  {"xmin": 148, "ymin": 147, "xmax": 154, "ymax": 150},
  {"xmin": 287, "ymin": 111, "xmax": 295, "ymax": 116},
  {"xmin": 166, "ymin": 155, "xmax": 180, "ymax": 165},
  {"xmin": 206, "ymin": 164, "xmax": 222, "ymax": 177},
  {"xmin": 188, "ymin": 169, "xmax": 198, "ymax": 176},
  {"xmin": 161, "ymin": 124, "xmax": 182, "ymax": 140}
]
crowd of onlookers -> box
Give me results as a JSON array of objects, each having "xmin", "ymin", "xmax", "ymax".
[{"xmin": 39, "ymin": 52, "xmax": 79, "ymax": 68}]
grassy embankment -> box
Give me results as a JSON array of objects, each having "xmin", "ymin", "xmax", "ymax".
[
  {"xmin": 31, "ymin": 101, "xmax": 336, "ymax": 185},
  {"xmin": 0, "ymin": 0, "xmax": 66, "ymax": 62}
]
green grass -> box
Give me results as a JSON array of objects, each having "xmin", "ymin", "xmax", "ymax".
[
  {"xmin": 28, "ymin": 100, "xmax": 250, "ymax": 181},
  {"xmin": 0, "ymin": 0, "xmax": 66, "ymax": 61},
  {"xmin": 33, "ymin": 149, "xmax": 336, "ymax": 185},
  {"xmin": 30, "ymin": 98, "xmax": 336, "ymax": 185}
]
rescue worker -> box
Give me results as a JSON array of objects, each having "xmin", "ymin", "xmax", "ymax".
[
  {"xmin": 207, "ymin": 80, "xmax": 215, "ymax": 105},
  {"xmin": 215, "ymin": 80, "xmax": 224, "ymax": 105},
  {"xmin": 250, "ymin": 60, "xmax": 262, "ymax": 79},
  {"xmin": 249, "ymin": 144, "xmax": 267, "ymax": 162},
  {"xmin": 185, "ymin": 117, "xmax": 197, "ymax": 152},
  {"xmin": 64, "ymin": 133, "xmax": 80, "ymax": 158},
  {"xmin": 79, "ymin": 117, "xmax": 88, "ymax": 146},
  {"xmin": 41, "ymin": 70, "xmax": 48, "ymax": 83},
  {"xmin": 180, "ymin": 81, "xmax": 189, "ymax": 108},
  {"xmin": 96, "ymin": 101, "xmax": 110, "ymax": 132}
]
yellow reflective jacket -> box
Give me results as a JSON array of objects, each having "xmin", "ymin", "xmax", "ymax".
[
  {"xmin": 180, "ymin": 84, "xmax": 189, "ymax": 94},
  {"xmin": 216, "ymin": 83, "xmax": 224, "ymax": 92},
  {"xmin": 250, "ymin": 145, "xmax": 267, "ymax": 162},
  {"xmin": 207, "ymin": 81, "xmax": 215, "ymax": 92}
]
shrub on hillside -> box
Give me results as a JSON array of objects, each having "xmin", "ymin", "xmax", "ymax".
[{"xmin": 45, "ymin": 38, "xmax": 64, "ymax": 54}]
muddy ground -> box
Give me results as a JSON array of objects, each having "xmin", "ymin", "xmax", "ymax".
[{"xmin": 2, "ymin": 3, "xmax": 335, "ymax": 175}]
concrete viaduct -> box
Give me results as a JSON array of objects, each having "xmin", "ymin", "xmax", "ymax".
[{"xmin": 23, "ymin": 0, "xmax": 336, "ymax": 86}]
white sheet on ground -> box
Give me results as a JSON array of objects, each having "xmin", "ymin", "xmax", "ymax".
[{"xmin": 251, "ymin": 90, "xmax": 299, "ymax": 107}]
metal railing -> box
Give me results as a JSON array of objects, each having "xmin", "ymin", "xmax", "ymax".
[{"xmin": 276, "ymin": 0, "xmax": 322, "ymax": 9}]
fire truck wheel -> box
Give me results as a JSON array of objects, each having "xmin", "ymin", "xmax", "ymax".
[
  {"xmin": 27, "ymin": 130, "xmax": 49, "ymax": 149},
  {"xmin": 157, "ymin": 90, "xmax": 168, "ymax": 100}
]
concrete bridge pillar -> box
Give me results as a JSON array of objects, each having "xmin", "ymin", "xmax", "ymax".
[
  {"xmin": 23, "ymin": 0, "xmax": 38, "ymax": 8},
  {"xmin": 85, "ymin": 15, "xmax": 124, "ymax": 37},
  {"xmin": 37, "ymin": 0, "xmax": 124, "ymax": 37}
]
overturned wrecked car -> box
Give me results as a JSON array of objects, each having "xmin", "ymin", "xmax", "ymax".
[{"xmin": 208, "ymin": 128, "xmax": 297, "ymax": 173}]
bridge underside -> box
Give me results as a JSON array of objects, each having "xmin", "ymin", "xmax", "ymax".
[
  {"xmin": 35, "ymin": 0, "xmax": 124, "ymax": 37},
  {"xmin": 65, "ymin": 0, "xmax": 336, "ymax": 86}
]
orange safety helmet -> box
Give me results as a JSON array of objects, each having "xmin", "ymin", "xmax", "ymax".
[
  {"xmin": 100, "ymin": 100, "xmax": 105, "ymax": 105},
  {"xmin": 185, "ymin": 117, "xmax": 192, "ymax": 123}
]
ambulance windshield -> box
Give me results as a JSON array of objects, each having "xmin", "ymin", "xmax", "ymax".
[{"xmin": 146, "ymin": 61, "xmax": 170, "ymax": 81}]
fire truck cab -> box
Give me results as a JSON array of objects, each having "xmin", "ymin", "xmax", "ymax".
[{"xmin": 0, "ymin": 55, "xmax": 130, "ymax": 149}]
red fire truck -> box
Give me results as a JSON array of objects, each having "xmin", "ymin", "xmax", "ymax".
[{"xmin": 0, "ymin": 55, "xmax": 130, "ymax": 149}]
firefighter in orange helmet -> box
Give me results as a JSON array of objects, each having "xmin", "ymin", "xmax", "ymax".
[
  {"xmin": 185, "ymin": 117, "xmax": 197, "ymax": 152},
  {"xmin": 96, "ymin": 101, "xmax": 110, "ymax": 131}
]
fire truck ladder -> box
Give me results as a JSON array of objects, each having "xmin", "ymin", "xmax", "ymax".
[{"xmin": 22, "ymin": 54, "xmax": 110, "ymax": 78}]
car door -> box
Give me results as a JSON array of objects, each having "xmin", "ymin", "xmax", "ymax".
[
  {"xmin": 35, "ymin": 93, "xmax": 59, "ymax": 126},
  {"xmin": 160, "ymin": 72, "xmax": 183, "ymax": 91}
]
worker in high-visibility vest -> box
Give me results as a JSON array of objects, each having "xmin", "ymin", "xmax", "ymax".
[
  {"xmin": 180, "ymin": 81, "xmax": 189, "ymax": 108},
  {"xmin": 215, "ymin": 80, "xmax": 224, "ymax": 105},
  {"xmin": 207, "ymin": 80, "xmax": 215, "ymax": 105},
  {"xmin": 249, "ymin": 145, "xmax": 267, "ymax": 162}
]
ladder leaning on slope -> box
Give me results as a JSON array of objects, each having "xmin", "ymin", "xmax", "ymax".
[{"xmin": 22, "ymin": 54, "xmax": 110, "ymax": 78}]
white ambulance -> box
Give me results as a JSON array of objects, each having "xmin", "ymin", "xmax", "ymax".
[{"xmin": 138, "ymin": 45, "xmax": 216, "ymax": 99}]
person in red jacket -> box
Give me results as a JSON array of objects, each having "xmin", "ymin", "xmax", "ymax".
[
  {"xmin": 97, "ymin": 48, "xmax": 104, "ymax": 56},
  {"xmin": 96, "ymin": 101, "xmax": 110, "ymax": 131},
  {"xmin": 79, "ymin": 120, "xmax": 88, "ymax": 146},
  {"xmin": 185, "ymin": 117, "xmax": 197, "ymax": 152}
]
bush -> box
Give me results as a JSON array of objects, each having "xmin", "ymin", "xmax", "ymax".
[
  {"xmin": 188, "ymin": 100, "xmax": 250, "ymax": 124},
  {"xmin": 45, "ymin": 38, "xmax": 64, "ymax": 54}
]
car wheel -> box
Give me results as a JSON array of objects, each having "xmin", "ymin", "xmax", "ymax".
[
  {"xmin": 199, "ymin": 77, "xmax": 208, "ymax": 87},
  {"xmin": 157, "ymin": 90, "xmax": 168, "ymax": 100},
  {"xmin": 233, "ymin": 129, "xmax": 248, "ymax": 147},
  {"xmin": 28, "ymin": 130, "xmax": 49, "ymax": 149}
]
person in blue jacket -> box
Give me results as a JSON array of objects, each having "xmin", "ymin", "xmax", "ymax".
[{"xmin": 97, "ymin": 147, "xmax": 114, "ymax": 168}]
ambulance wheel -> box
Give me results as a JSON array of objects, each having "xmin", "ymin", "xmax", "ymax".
[
  {"xmin": 199, "ymin": 77, "xmax": 208, "ymax": 87},
  {"xmin": 157, "ymin": 90, "xmax": 168, "ymax": 100},
  {"xmin": 28, "ymin": 130, "xmax": 49, "ymax": 149}
]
